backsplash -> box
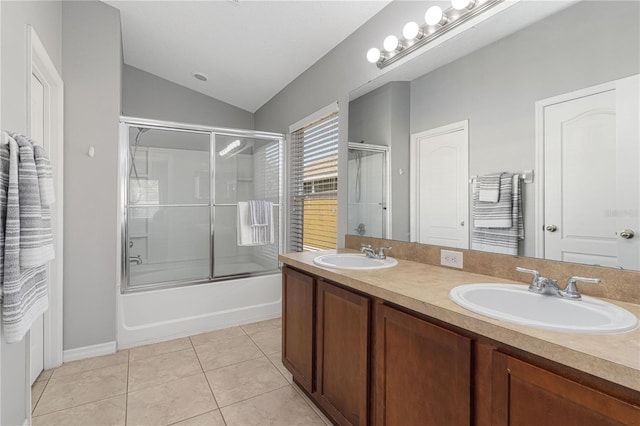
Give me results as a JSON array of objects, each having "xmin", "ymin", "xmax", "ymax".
[{"xmin": 345, "ymin": 236, "xmax": 640, "ymax": 305}]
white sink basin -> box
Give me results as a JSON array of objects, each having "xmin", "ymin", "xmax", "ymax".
[
  {"xmin": 449, "ymin": 284, "xmax": 638, "ymax": 334},
  {"xmin": 313, "ymin": 253, "xmax": 398, "ymax": 270}
]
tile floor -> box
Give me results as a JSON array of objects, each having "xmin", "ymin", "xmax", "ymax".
[{"xmin": 31, "ymin": 318, "xmax": 331, "ymax": 426}]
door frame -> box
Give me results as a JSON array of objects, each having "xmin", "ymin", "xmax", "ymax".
[
  {"xmin": 534, "ymin": 80, "xmax": 616, "ymax": 259},
  {"xmin": 27, "ymin": 26, "xmax": 64, "ymax": 370},
  {"xmin": 410, "ymin": 120, "xmax": 469, "ymax": 247}
]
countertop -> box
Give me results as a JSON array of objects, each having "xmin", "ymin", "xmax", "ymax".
[{"xmin": 279, "ymin": 249, "xmax": 640, "ymax": 392}]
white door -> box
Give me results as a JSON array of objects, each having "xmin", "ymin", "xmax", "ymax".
[
  {"xmin": 542, "ymin": 75, "xmax": 639, "ymax": 269},
  {"xmin": 29, "ymin": 72, "xmax": 46, "ymax": 385},
  {"xmin": 411, "ymin": 121, "xmax": 469, "ymax": 248}
]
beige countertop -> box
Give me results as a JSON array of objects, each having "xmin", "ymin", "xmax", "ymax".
[{"xmin": 279, "ymin": 249, "xmax": 640, "ymax": 392}]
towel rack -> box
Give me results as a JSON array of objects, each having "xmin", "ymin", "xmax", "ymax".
[{"xmin": 469, "ymin": 170, "xmax": 534, "ymax": 184}]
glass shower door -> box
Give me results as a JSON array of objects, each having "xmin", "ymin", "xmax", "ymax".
[
  {"xmin": 126, "ymin": 127, "xmax": 211, "ymax": 289},
  {"xmin": 347, "ymin": 143, "xmax": 389, "ymax": 239},
  {"xmin": 213, "ymin": 134, "xmax": 282, "ymax": 278}
]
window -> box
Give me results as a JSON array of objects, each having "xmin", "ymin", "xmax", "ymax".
[{"xmin": 290, "ymin": 110, "xmax": 339, "ymax": 252}]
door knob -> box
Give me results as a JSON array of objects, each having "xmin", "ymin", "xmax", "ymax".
[
  {"xmin": 545, "ymin": 225, "xmax": 558, "ymax": 232},
  {"xmin": 620, "ymin": 229, "xmax": 635, "ymax": 239}
]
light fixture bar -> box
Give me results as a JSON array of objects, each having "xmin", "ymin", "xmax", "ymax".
[{"xmin": 375, "ymin": 0, "xmax": 504, "ymax": 69}]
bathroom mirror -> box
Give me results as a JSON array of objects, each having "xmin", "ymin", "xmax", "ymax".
[{"xmin": 347, "ymin": 1, "xmax": 640, "ymax": 271}]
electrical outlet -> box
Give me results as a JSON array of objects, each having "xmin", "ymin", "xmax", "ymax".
[{"xmin": 441, "ymin": 249, "xmax": 463, "ymax": 269}]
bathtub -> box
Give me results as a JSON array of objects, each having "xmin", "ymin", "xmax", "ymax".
[{"xmin": 117, "ymin": 267, "xmax": 282, "ymax": 349}]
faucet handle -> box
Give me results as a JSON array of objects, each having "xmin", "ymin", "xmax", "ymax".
[
  {"xmin": 377, "ymin": 246, "xmax": 392, "ymax": 257},
  {"xmin": 563, "ymin": 276, "xmax": 601, "ymax": 300},
  {"xmin": 361, "ymin": 243, "xmax": 372, "ymax": 249},
  {"xmin": 515, "ymin": 267, "xmax": 540, "ymax": 281}
]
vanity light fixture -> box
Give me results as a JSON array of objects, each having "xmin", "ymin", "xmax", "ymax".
[{"xmin": 366, "ymin": 0, "xmax": 503, "ymax": 69}]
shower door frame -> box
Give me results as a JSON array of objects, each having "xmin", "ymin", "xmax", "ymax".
[
  {"xmin": 118, "ymin": 116, "xmax": 285, "ymax": 294},
  {"xmin": 347, "ymin": 142, "xmax": 392, "ymax": 239}
]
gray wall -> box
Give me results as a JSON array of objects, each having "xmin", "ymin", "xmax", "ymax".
[
  {"xmin": 122, "ymin": 64, "xmax": 254, "ymax": 129},
  {"xmin": 62, "ymin": 0, "xmax": 122, "ymax": 350},
  {"xmin": 349, "ymin": 82, "xmax": 410, "ymax": 241},
  {"xmin": 409, "ymin": 0, "xmax": 640, "ymax": 256},
  {"xmin": 0, "ymin": 2, "xmax": 62, "ymax": 423}
]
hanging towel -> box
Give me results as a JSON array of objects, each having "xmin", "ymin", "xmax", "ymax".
[
  {"xmin": 0, "ymin": 132, "xmax": 55, "ymax": 343},
  {"xmin": 472, "ymin": 174, "xmax": 524, "ymax": 255},
  {"xmin": 473, "ymin": 173, "xmax": 513, "ymax": 228},
  {"xmin": 237, "ymin": 200, "xmax": 274, "ymax": 246},
  {"xmin": 477, "ymin": 173, "xmax": 502, "ymax": 203}
]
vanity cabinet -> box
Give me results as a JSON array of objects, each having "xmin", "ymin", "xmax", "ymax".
[
  {"xmin": 282, "ymin": 267, "xmax": 371, "ymax": 425},
  {"xmin": 282, "ymin": 267, "xmax": 315, "ymax": 394},
  {"xmin": 373, "ymin": 303, "xmax": 472, "ymax": 426},
  {"xmin": 316, "ymin": 279, "xmax": 370, "ymax": 426},
  {"xmin": 281, "ymin": 266, "xmax": 639, "ymax": 426},
  {"xmin": 491, "ymin": 352, "xmax": 640, "ymax": 425}
]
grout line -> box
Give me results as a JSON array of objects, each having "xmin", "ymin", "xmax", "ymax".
[
  {"xmin": 31, "ymin": 378, "xmax": 49, "ymax": 415},
  {"xmin": 191, "ymin": 336, "xmax": 223, "ymax": 419},
  {"xmin": 31, "ymin": 391, "xmax": 128, "ymax": 419},
  {"xmin": 49, "ymin": 357, "xmax": 129, "ymax": 380},
  {"xmin": 166, "ymin": 409, "xmax": 222, "ymax": 426},
  {"xmin": 290, "ymin": 383, "xmax": 332, "ymax": 426},
  {"xmin": 217, "ymin": 383, "xmax": 292, "ymax": 411}
]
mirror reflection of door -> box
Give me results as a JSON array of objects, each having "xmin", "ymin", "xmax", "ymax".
[
  {"xmin": 410, "ymin": 121, "xmax": 469, "ymax": 248},
  {"xmin": 540, "ymin": 75, "xmax": 639, "ymax": 269},
  {"xmin": 347, "ymin": 143, "xmax": 390, "ymax": 239}
]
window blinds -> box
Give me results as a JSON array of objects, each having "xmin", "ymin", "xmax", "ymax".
[{"xmin": 290, "ymin": 111, "xmax": 339, "ymax": 252}]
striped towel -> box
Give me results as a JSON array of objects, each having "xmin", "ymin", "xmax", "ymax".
[
  {"xmin": 473, "ymin": 173, "xmax": 513, "ymax": 228},
  {"xmin": 248, "ymin": 200, "xmax": 274, "ymax": 245},
  {"xmin": 1, "ymin": 132, "xmax": 55, "ymax": 343},
  {"xmin": 478, "ymin": 173, "xmax": 502, "ymax": 202},
  {"xmin": 472, "ymin": 174, "xmax": 524, "ymax": 255}
]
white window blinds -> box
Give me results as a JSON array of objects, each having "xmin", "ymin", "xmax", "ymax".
[{"xmin": 290, "ymin": 111, "xmax": 339, "ymax": 252}]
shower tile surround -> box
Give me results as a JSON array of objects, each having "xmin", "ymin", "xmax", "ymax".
[
  {"xmin": 30, "ymin": 318, "xmax": 331, "ymax": 426},
  {"xmin": 346, "ymin": 235, "xmax": 640, "ymax": 304}
]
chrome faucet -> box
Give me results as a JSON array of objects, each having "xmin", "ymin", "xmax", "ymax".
[
  {"xmin": 129, "ymin": 255, "xmax": 143, "ymax": 265},
  {"xmin": 361, "ymin": 244, "xmax": 392, "ymax": 260},
  {"xmin": 515, "ymin": 267, "xmax": 600, "ymax": 301}
]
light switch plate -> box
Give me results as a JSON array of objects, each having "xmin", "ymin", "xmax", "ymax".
[{"xmin": 441, "ymin": 250, "xmax": 463, "ymax": 269}]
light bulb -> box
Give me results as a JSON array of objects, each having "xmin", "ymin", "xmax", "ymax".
[
  {"xmin": 451, "ymin": 0, "xmax": 474, "ymax": 10},
  {"xmin": 383, "ymin": 35, "xmax": 400, "ymax": 52},
  {"xmin": 366, "ymin": 47, "xmax": 381, "ymax": 63},
  {"xmin": 425, "ymin": 6, "xmax": 447, "ymax": 26},
  {"xmin": 403, "ymin": 21, "xmax": 423, "ymax": 40}
]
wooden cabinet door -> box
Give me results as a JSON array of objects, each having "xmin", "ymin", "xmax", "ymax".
[
  {"xmin": 282, "ymin": 267, "xmax": 315, "ymax": 394},
  {"xmin": 492, "ymin": 352, "xmax": 640, "ymax": 426},
  {"xmin": 316, "ymin": 279, "xmax": 370, "ymax": 426},
  {"xmin": 374, "ymin": 304, "xmax": 472, "ymax": 426}
]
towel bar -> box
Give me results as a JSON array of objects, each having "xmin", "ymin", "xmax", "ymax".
[{"xmin": 469, "ymin": 170, "xmax": 534, "ymax": 184}]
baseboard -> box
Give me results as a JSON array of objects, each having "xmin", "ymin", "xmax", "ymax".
[{"xmin": 63, "ymin": 341, "xmax": 117, "ymax": 362}]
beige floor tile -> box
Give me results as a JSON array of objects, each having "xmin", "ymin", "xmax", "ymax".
[
  {"xmin": 194, "ymin": 335, "xmax": 263, "ymax": 372},
  {"xmin": 37, "ymin": 369, "xmax": 54, "ymax": 381},
  {"xmin": 221, "ymin": 386, "xmax": 325, "ymax": 426},
  {"xmin": 52, "ymin": 350, "xmax": 129, "ymax": 378},
  {"xmin": 250, "ymin": 328, "xmax": 282, "ymax": 355},
  {"xmin": 189, "ymin": 326, "xmax": 245, "ymax": 346},
  {"xmin": 292, "ymin": 383, "xmax": 333, "ymax": 426},
  {"xmin": 266, "ymin": 351, "xmax": 293, "ymax": 384},
  {"xmin": 129, "ymin": 337, "xmax": 192, "ymax": 361},
  {"xmin": 170, "ymin": 410, "xmax": 225, "ymax": 426},
  {"xmin": 32, "ymin": 394, "xmax": 126, "ymax": 426},
  {"xmin": 205, "ymin": 357, "xmax": 288, "ymax": 407},
  {"xmin": 240, "ymin": 318, "xmax": 281, "ymax": 336},
  {"xmin": 31, "ymin": 381, "xmax": 47, "ymax": 412},
  {"xmin": 128, "ymin": 348, "xmax": 202, "ymax": 392},
  {"xmin": 127, "ymin": 374, "xmax": 217, "ymax": 426},
  {"xmin": 34, "ymin": 363, "xmax": 127, "ymax": 416}
]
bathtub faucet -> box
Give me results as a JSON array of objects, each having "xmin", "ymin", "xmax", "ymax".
[{"xmin": 129, "ymin": 255, "xmax": 143, "ymax": 265}]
